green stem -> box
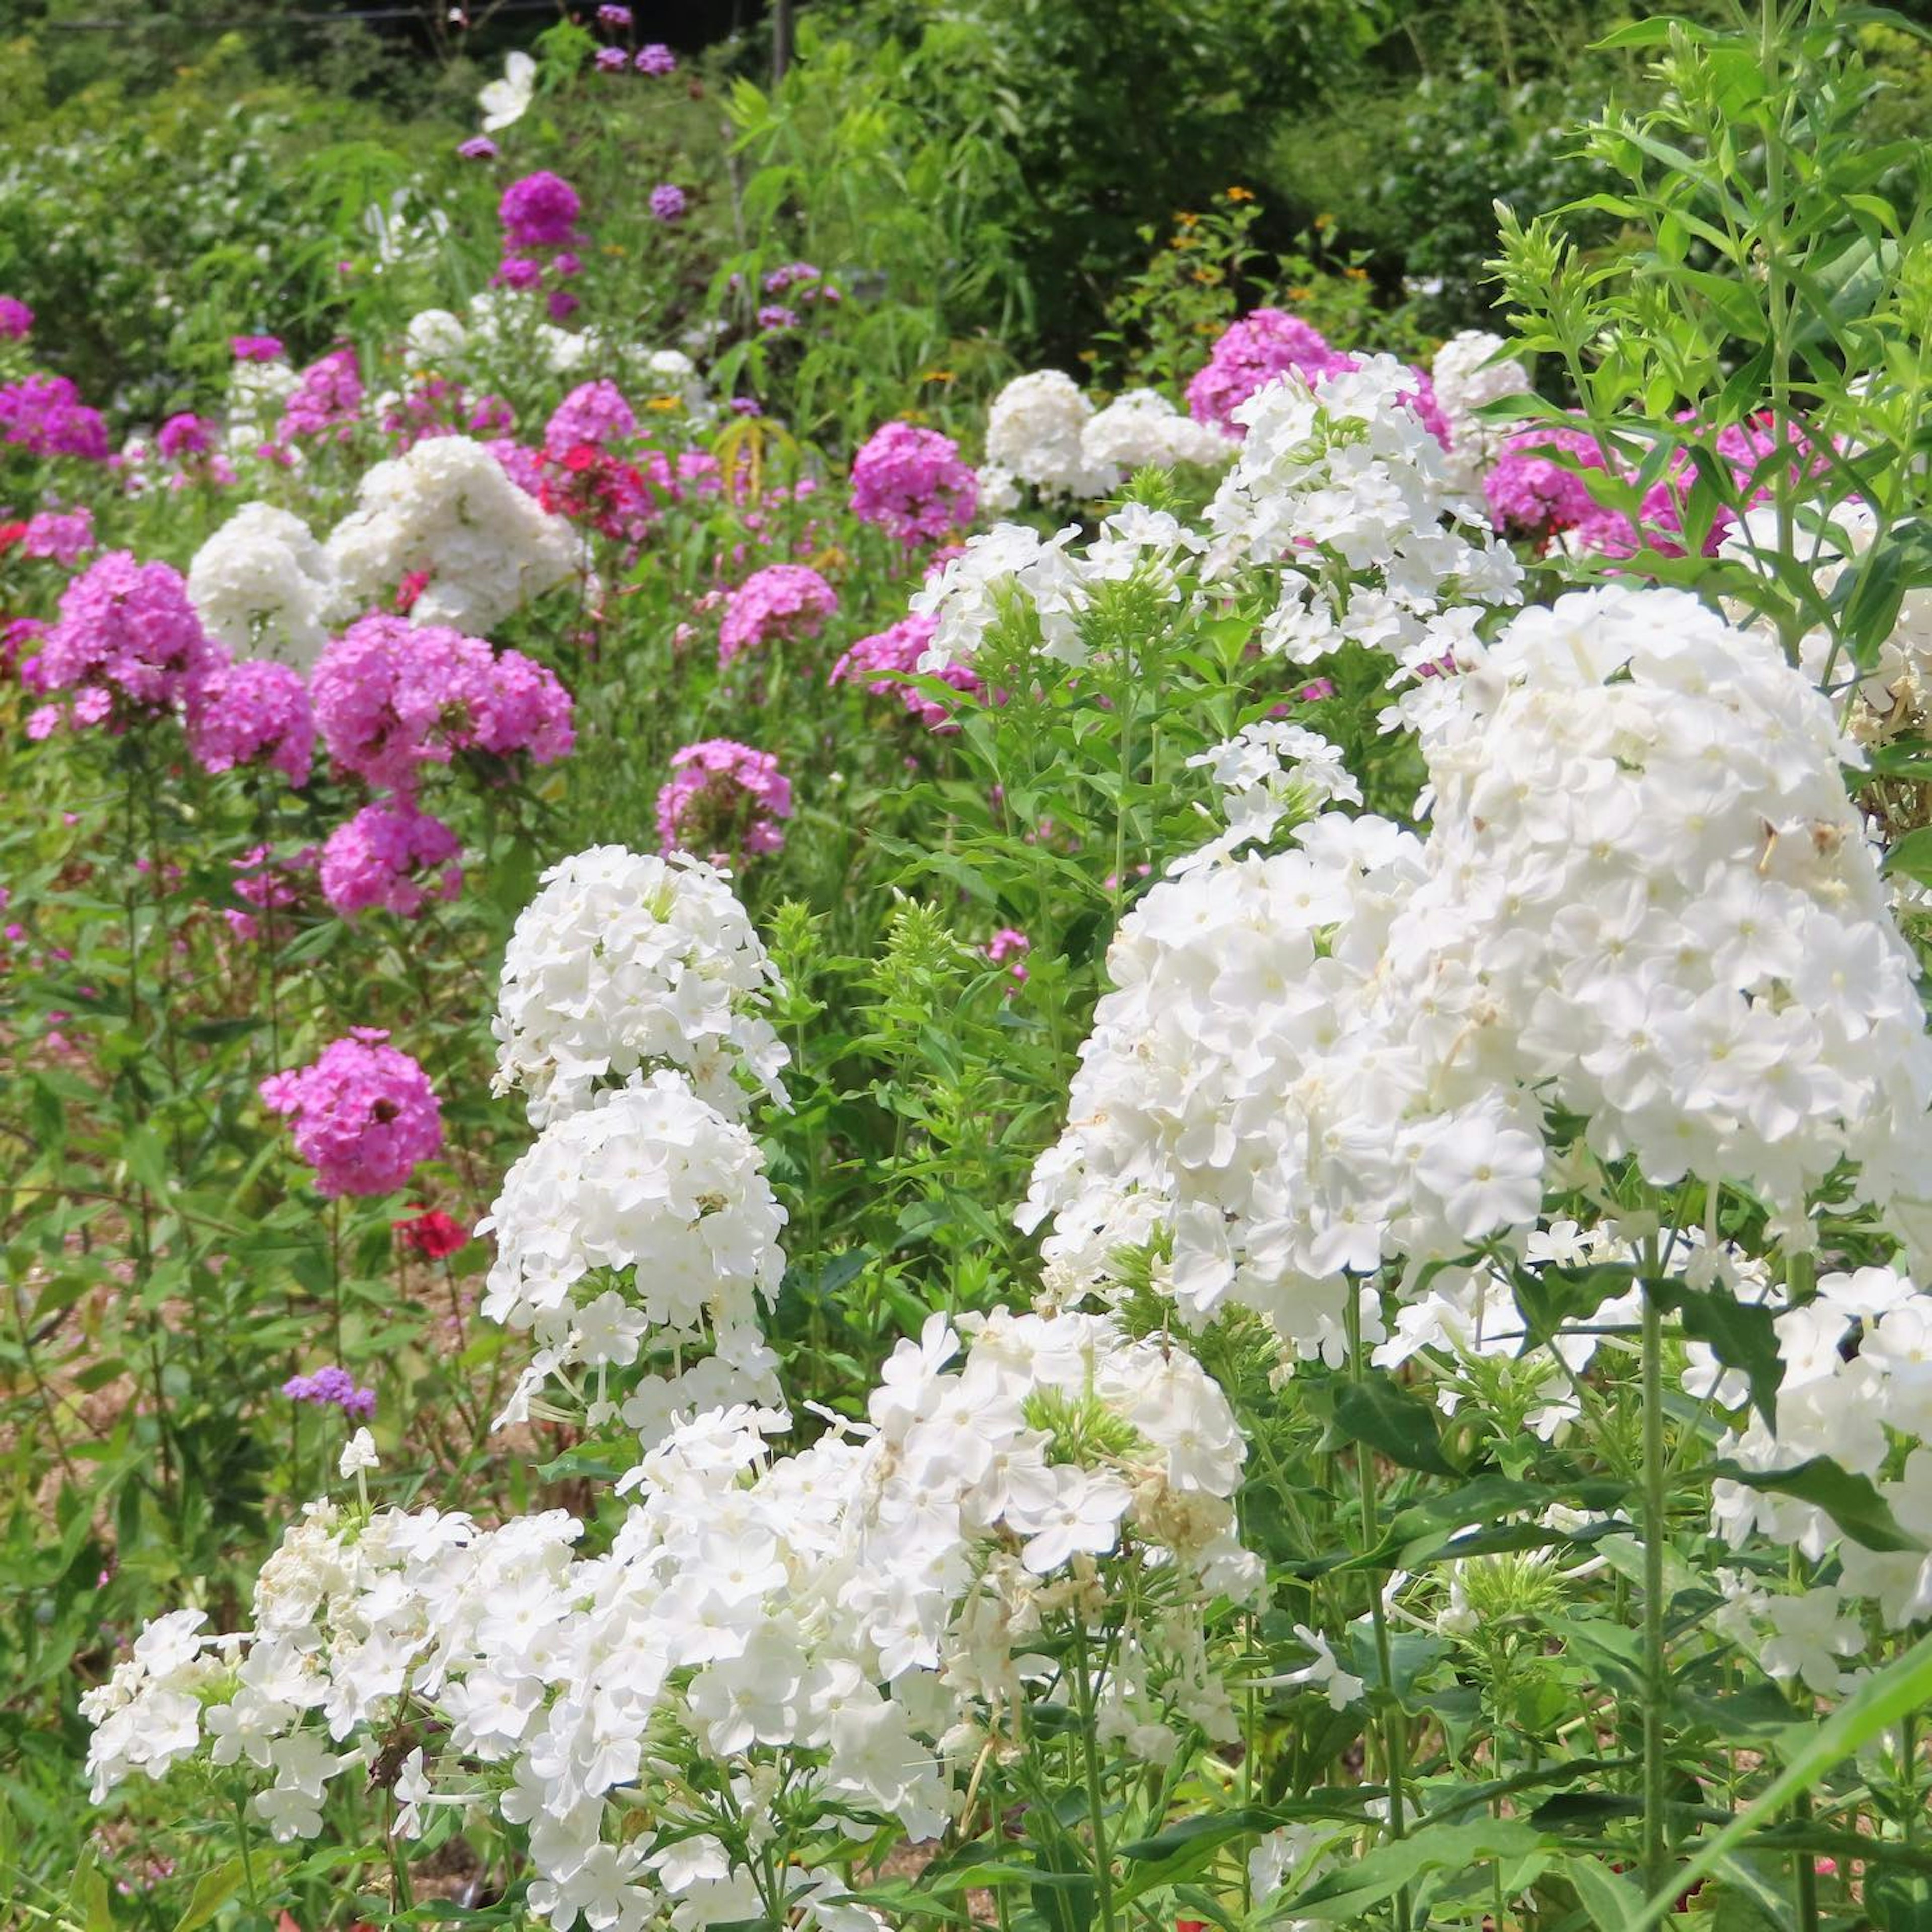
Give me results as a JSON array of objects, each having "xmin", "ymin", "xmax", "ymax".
[
  {"xmin": 1640, "ymin": 1252, "xmax": 1670, "ymax": 1897},
  {"xmin": 1071, "ymin": 1624, "xmax": 1118, "ymax": 1932},
  {"xmin": 1346, "ymin": 1287, "xmax": 1411, "ymax": 1932}
]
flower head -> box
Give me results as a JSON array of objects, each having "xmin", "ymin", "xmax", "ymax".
[
  {"xmin": 656, "ymin": 739, "xmax": 794, "ymax": 865},
  {"xmin": 260, "ymin": 1031, "xmax": 443, "ymax": 1198},
  {"xmin": 718, "ymin": 564, "xmax": 837, "ymax": 665}
]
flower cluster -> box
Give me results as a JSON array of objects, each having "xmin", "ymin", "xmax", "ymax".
[
  {"xmin": 1080, "ymin": 388, "xmax": 1233, "ymax": 484},
  {"xmin": 1708, "ymin": 1262, "xmax": 1932, "ymax": 1660},
  {"xmin": 830, "ymin": 612, "xmax": 983, "ymax": 731},
  {"xmin": 496, "ymin": 171, "xmax": 586, "ymax": 321},
  {"xmin": 85, "ymin": 1308, "xmax": 1258, "ymax": 1930},
  {"xmin": 282, "ymin": 1365, "xmax": 377, "ymax": 1419},
  {"xmin": 310, "ymin": 614, "xmax": 573, "ymax": 790},
  {"xmin": 655, "ymin": 738, "xmax": 794, "ymax": 866},
  {"xmin": 717, "ymin": 563, "xmax": 838, "ymax": 665},
  {"xmin": 186, "ymin": 503, "xmax": 338, "ymax": 671},
  {"xmin": 1, "ymin": 372, "xmax": 110, "ymax": 461},
  {"xmin": 478, "ymin": 1071, "xmax": 788, "ymax": 1440},
  {"xmin": 259, "ymin": 1030, "xmax": 443, "ymax": 1199},
  {"xmin": 1186, "ymin": 308, "xmax": 1355, "ymax": 434},
  {"xmin": 318, "ymin": 798, "xmax": 463, "ymax": 919},
  {"xmin": 982, "ymin": 369, "xmax": 1110, "ymax": 503},
  {"xmin": 324, "ymin": 435, "xmax": 578, "ymax": 633},
  {"xmin": 186, "ymin": 657, "xmax": 315, "ymax": 784},
  {"xmin": 29, "ymin": 550, "xmax": 224, "ymax": 734},
  {"xmin": 491, "ymin": 845, "xmax": 790, "ymax": 1129},
  {"xmin": 848, "ymin": 421, "xmax": 977, "ymax": 549},
  {"xmin": 543, "ymin": 379, "xmax": 636, "ymax": 458},
  {"xmin": 911, "ymin": 504, "xmax": 1201, "ymax": 675},
  {"xmin": 1203, "ymin": 355, "xmax": 1521, "ymax": 689},
  {"xmin": 1024, "ymin": 584, "xmax": 1932, "ymax": 1358},
  {"xmin": 274, "ymin": 347, "xmax": 363, "ymax": 448},
  {"xmin": 17, "ymin": 507, "xmax": 95, "ymax": 564}
]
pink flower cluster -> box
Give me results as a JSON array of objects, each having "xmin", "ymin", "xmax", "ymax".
[
  {"xmin": 18, "ymin": 508, "xmax": 95, "ymax": 564},
  {"xmin": 381, "ymin": 380, "xmax": 514, "ymax": 453},
  {"xmin": 1, "ymin": 373, "xmax": 110, "ymax": 461},
  {"xmin": 1483, "ymin": 424, "xmax": 1623, "ymax": 549},
  {"xmin": 543, "ymin": 380, "xmax": 635, "ymax": 459},
  {"xmin": 849, "ymin": 422, "xmax": 978, "ymax": 549},
  {"xmin": 986, "ymin": 926, "xmax": 1030, "ymax": 985},
  {"xmin": 0, "ymin": 296, "xmax": 32, "ymax": 340},
  {"xmin": 309, "ymin": 615, "xmax": 574, "ymax": 789},
  {"xmin": 319, "ymin": 799, "xmax": 462, "ymax": 918},
  {"xmin": 276, "ymin": 347, "xmax": 363, "ymax": 448},
  {"xmin": 717, "ymin": 564, "xmax": 838, "ymax": 665},
  {"xmin": 1185, "ymin": 309, "xmax": 1450, "ymax": 446},
  {"xmin": 231, "ymin": 335, "xmax": 285, "ymax": 362},
  {"xmin": 156, "ymin": 414, "xmax": 214, "ymax": 461},
  {"xmin": 497, "ymin": 171, "xmax": 586, "ymax": 321},
  {"xmin": 225, "ymin": 844, "xmax": 311, "ymax": 943},
  {"xmin": 1481, "ymin": 412, "xmax": 1822, "ymax": 558},
  {"xmin": 187, "ymin": 658, "xmax": 315, "ymax": 783},
  {"xmin": 830, "ymin": 612, "xmax": 982, "ymax": 731},
  {"xmin": 259, "ymin": 1029, "xmax": 443, "ymax": 1198},
  {"xmin": 655, "ymin": 737, "xmax": 793, "ymax": 864},
  {"xmin": 1185, "ymin": 310, "xmax": 1354, "ymax": 433},
  {"xmin": 27, "ymin": 551, "xmax": 223, "ymax": 735}
]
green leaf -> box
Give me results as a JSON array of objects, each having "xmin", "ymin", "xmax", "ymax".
[
  {"xmin": 1868, "ymin": 1871, "xmax": 1932, "ymax": 1932},
  {"xmin": 173, "ymin": 1859, "xmax": 246, "ymax": 1932},
  {"xmin": 1652, "ymin": 1278, "xmax": 1782, "ymax": 1428},
  {"xmin": 1707, "ymin": 1456, "xmax": 1924, "ymax": 1553},
  {"xmin": 1331, "ymin": 1377, "xmax": 1462, "ymax": 1478},
  {"xmin": 1884, "ymin": 825, "xmax": 1932, "ymax": 889},
  {"xmin": 1278, "ymin": 1821, "xmax": 1549, "ymax": 1920},
  {"xmin": 1836, "ymin": 519, "xmax": 1932, "ymax": 675},
  {"xmin": 1568, "ymin": 1851, "xmax": 1648, "ymax": 1932},
  {"xmin": 1510, "ymin": 1263, "xmax": 1636, "ymax": 1352},
  {"xmin": 1629, "ymin": 1628, "xmax": 1932, "ymax": 1932},
  {"xmin": 69, "ymin": 1850, "xmax": 113, "ymax": 1932}
]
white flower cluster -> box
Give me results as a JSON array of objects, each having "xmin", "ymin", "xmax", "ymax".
[
  {"xmin": 324, "ymin": 435, "xmax": 577, "ymax": 633},
  {"xmin": 1708, "ymin": 1262, "xmax": 1932, "ymax": 1652},
  {"xmin": 478, "ymin": 1072, "xmax": 788, "ymax": 1443},
  {"xmin": 223, "ymin": 356, "xmax": 302, "ymax": 458},
  {"xmin": 911, "ymin": 504, "xmax": 1203, "ymax": 675},
  {"xmin": 491, "ymin": 845, "xmax": 790, "ymax": 1130},
  {"xmin": 485, "ymin": 849, "xmax": 794, "ymax": 1441},
  {"xmin": 1177, "ymin": 720, "xmax": 1362, "ymax": 872},
  {"xmin": 1204, "ymin": 356, "xmax": 1522, "ymax": 680},
  {"xmin": 1023, "ymin": 584, "xmax": 1932, "ymax": 1360},
  {"xmin": 1080, "ymin": 388, "xmax": 1234, "ymax": 482},
  {"xmin": 1428, "ymin": 329, "xmax": 1531, "ymax": 492},
  {"xmin": 978, "ymin": 372, "xmax": 1232, "ymax": 513},
  {"xmin": 982, "ymin": 369, "xmax": 1111, "ymax": 503},
  {"xmin": 85, "ymin": 1310, "xmax": 1262, "ymax": 1932},
  {"xmin": 186, "ymin": 501, "xmax": 337, "ymax": 670}
]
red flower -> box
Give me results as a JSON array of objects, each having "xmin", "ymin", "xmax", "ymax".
[
  {"xmin": 394, "ymin": 1205, "xmax": 468, "ymax": 1258},
  {"xmin": 0, "ymin": 520, "xmax": 28, "ymax": 555},
  {"xmin": 393, "ymin": 569, "xmax": 431, "ymax": 614}
]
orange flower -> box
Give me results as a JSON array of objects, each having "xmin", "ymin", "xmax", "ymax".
[
  {"xmin": 1313, "ymin": 211, "xmax": 1335, "ymax": 232},
  {"xmin": 921, "ymin": 368, "xmax": 956, "ymax": 384},
  {"xmin": 1225, "ymin": 184, "xmax": 1254, "ymax": 202}
]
